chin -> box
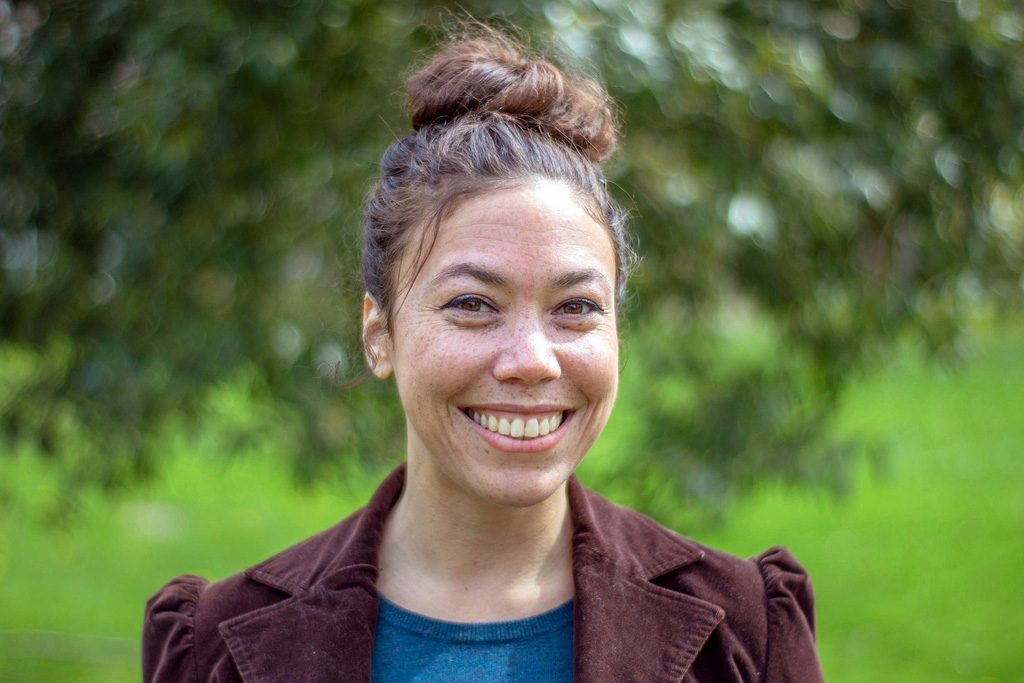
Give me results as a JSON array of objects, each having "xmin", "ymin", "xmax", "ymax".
[{"xmin": 467, "ymin": 462, "xmax": 576, "ymax": 509}]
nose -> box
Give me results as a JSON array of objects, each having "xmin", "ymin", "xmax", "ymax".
[{"xmin": 492, "ymin": 319, "xmax": 561, "ymax": 385}]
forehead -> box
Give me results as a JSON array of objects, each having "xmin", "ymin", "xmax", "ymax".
[{"xmin": 417, "ymin": 181, "xmax": 616, "ymax": 286}]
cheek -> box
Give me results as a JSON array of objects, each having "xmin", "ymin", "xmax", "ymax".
[
  {"xmin": 392, "ymin": 325, "xmax": 489, "ymax": 411},
  {"xmin": 562, "ymin": 332, "xmax": 619, "ymax": 401}
]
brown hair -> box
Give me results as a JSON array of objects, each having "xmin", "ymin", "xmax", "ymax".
[{"xmin": 362, "ymin": 27, "xmax": 633, "ymax": 326}]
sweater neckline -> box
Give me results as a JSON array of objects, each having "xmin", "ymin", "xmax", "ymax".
[{"xmin": 376, "ymin": 596, "xmax": 573, "ymax": 643}]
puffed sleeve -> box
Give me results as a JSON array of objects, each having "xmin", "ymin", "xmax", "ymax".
[
  {"xmin": 143, "ymin": 574, "xmax": 209, "ymax": 683},
  {"xmin": 755, "ymin": 547, "xmax": 825, "ymax": 683}
]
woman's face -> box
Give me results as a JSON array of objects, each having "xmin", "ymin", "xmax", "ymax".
[{"xmin": 366, "ymin": 180, "xmax": 619, "ymax": 508}]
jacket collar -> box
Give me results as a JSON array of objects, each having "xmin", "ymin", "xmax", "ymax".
[
  {"xmin": 566, "ymin": 474, "xmax": 725, "ymax": 681},
  {"xmin": 218, "ymin": 465, "xmax": 723, "ymax": 682}
]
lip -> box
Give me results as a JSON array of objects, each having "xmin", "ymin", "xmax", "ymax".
[
  {"xmin": 460, "ymin": 407, "xmax": 574, "ymax": 453},
  {"xmin": 464, "ymin": 403, "xmax": 570, "ymax": 414}
]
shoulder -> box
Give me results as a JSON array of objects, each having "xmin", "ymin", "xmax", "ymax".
[
  {"xmin": 675, "ymin": 540, "xmax": 824, "ymax": 682},
  {"xmin": 142, "ymin": 505, "xmax": 371, "ymax": 682},
  {"xmin": 142, "ymin": 466, "xmax": 405, "ymax": 681},
  {"xmin": 142, "ymin": 574, "xmax": 208, "ymax": 682},
  {"xmin": 578, "ymin": 486, "xmax": 823, "ymax": 680},
  {"xmin": 580, "ymin": 487, "xmax": 774, "ymax": 608},
  {"xmin": 580, "ymin": 483, "xmax": 813, "ymax": 595}
]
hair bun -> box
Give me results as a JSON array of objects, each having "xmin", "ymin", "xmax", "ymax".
[{"xmin": 407, "ymin": 32, "xmax": 617, "ymax": 163}]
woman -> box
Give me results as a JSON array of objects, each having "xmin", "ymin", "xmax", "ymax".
[{"xmin": 144, "ymin": 28, "xmax": 825, "ymax": 682}]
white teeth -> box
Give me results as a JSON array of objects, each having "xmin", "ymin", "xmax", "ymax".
[{"xmin": 470, "ymin": 410, "xmax": 565, "ymax": 440}]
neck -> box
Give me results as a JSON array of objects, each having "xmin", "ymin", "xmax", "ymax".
[{"xmin": 377, "ymin": 458, "xmax": 575, "ymax": 621}]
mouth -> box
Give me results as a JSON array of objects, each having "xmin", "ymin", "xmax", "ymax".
[{"xmin": 461, "ymin": 407, "xmax": 571, "ymax": 441}]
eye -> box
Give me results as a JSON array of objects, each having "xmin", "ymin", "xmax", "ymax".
[
  {"xmin": 443, "ymin": 295, "xmax": 496, "ymax": 313},
  {"xmin": 557, "ymin": 298, "xmax": 603, "ymax": 315}
]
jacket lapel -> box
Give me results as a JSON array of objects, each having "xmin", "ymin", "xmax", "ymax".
[
  {"xmin": 218, "ymin": 566, "xmax": 379, "ymax": 683},
  {"xmin": 217, "ymin": 467, "xmax": 405, "ymax": 683},
  {"xmin": 568, "ymin": 478, "xmax": 725, "ymax": 682},
  {"xmin": 572, "ymin": 547, "xmax": 723, "ymax": 682}
]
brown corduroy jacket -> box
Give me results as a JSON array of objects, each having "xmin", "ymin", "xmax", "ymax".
[{"xmin": 143, "ymin": 466, "xmax": 825, "ymax": 682}]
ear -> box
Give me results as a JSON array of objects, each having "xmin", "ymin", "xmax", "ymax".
[{"xmin": 362, "ymin": 293, "xmax": 393, "ymax": 379}]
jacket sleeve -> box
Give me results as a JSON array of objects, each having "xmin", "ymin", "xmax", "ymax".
[
  {"xmin": 755, "ymin": 547, "xmax": 826, "ymax": 683},
  {"xmin": 143, "ymin": 574, "xmax": 210, "ymax": 683}
]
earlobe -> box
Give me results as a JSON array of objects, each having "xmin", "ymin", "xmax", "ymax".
[{"xmin": 362, "ymin": 294, "xmax": 393, "ymax": 379}]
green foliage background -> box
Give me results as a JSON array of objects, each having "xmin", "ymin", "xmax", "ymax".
[
  {"xmin": 1, "ymin": 2, "xmax": 1023, "ymax": 679},
  {"xmin": 2, "ymin": 0, "xmax": 1022, "ymax": 510}
]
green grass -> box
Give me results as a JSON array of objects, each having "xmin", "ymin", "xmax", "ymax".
[
  {"xmin": 0, "ymin": 449, "xmax": 373, "ymax": 682},
  {"xmin": 1, "ymin": 322, "xmax": 1021, "ymax": 681},
  {"xmin": 700, "ymin": 323, "xmax": 1024, "ymax": 682}
]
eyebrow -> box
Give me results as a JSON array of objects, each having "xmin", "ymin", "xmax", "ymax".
[
  {"xmin": 429, "ymin": 262, "xmax": 612, "ymax": 292},
  {"xmin": 552, "ymin": 267, "xmax": 613, "ymax": 291},
  {"xmin": 430, "ymin": 263, "xmax": 508, "ymax": 288}
]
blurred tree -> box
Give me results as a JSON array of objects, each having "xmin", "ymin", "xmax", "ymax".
[
  {"xmin": 1, "ymin": 0, "xmax": 1021, "ymax": 519},
  {"xmin": 578, "ymin": 0, "xmax": 1024, "ymax": 515}
]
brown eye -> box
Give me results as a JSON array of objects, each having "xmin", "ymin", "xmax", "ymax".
[
  {"xmin": 443, "ymin": 295, "xmax": 496, "ymax": 313},
  {"xmin": 558, "ymin": 299, "xmax": 600, "ymax": 315},
  {"xmin": 563, "ymin": 302, "xmax": 585, "ymax": 314}
]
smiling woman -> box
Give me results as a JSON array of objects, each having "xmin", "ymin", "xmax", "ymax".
[
  {"xmin": 143, "ymin": 24, "xmax": 825, "ymax": 683},
  {"xmin": 368, "ymin": 182, "xmax": 620, "ymax": 512}
]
